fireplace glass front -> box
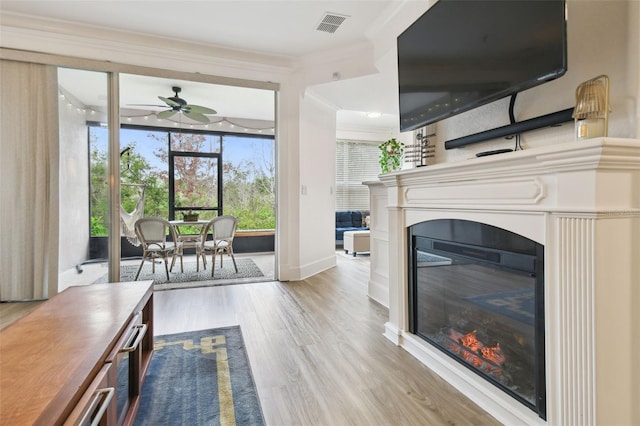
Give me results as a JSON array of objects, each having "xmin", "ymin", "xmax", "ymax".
[{"xmin": 409, "ymin": 219, "xmax": 545, "ymax": 418}]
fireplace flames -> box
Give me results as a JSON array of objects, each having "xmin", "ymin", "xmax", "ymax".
[{"xmin": 447, "ymin": 329, "xmax": 505, "ymax": 377}]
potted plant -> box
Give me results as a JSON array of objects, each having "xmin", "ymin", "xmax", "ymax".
[
  {"xmin": 182, "ymin": 210, "xmax": 199, "ymax": 222},
  {"xmin": 378, "ymin": 138, "xmax": 405, "ymax": 173}
]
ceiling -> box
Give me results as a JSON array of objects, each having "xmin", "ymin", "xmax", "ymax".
[{"xmin": 1, "ymin": 0, "xmax": 404, "ymax": 131}]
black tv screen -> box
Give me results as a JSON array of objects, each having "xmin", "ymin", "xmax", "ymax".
[{"xmin": 398, "ymin": 0, "xmax": 567, "ymax": 132}]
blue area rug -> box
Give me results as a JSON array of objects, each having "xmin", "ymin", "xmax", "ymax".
[
  {"xmin": 135, "ymin": 326, "xmax": 265, "ymax": 426},
  {"xmin": 466, "ymin": 289, "xmax": 535, "ymax": 326}
]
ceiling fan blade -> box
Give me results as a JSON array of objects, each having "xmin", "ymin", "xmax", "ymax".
[
  {"xmin": 157, "ymin": 109, "xmax": 178, "ymax": 120},
  {"xmin": 185, "ymin": 104, "xmax": 217, "ymax": 115},
  {"xmin": 158, "ymin": 96, "xmax": 180, "ymax": 108},
  {"xmin": 183, "ymin": 110, "xmax": 211, "ymax": 123}
]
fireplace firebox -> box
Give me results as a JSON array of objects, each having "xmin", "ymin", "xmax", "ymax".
[{"xmin": 408, "ymin": 219, "xmax": 545, "ymax": 419}]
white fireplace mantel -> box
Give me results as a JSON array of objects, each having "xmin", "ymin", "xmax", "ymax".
[{"xmin": 375, "ymin": 138, "xmax": 640, "ymax": 426}]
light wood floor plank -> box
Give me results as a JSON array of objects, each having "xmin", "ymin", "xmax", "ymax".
[
  {"xmin": 0, "ymin": 300, "xmax": 42, "ymax": 330},
  {"xmin": 153, "ymin": 253, "xmax": 500, "ymax": 425}
]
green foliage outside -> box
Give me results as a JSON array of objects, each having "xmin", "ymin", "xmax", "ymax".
[
  {"xmin": 90, "ymin": 139, "xmax": 169, "ymax": 236},
  {"xmin": 89, "ymin": 145, "xmax": 109, "ymax": 236},
  {"xmin": 90, "ymin": 130, "xmax": 275, "ymax": 236},
  {"xmin": 222, "ymin": 159, "xmax": 275, "ymax": 230}
]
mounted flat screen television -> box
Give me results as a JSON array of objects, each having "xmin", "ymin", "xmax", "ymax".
[{"xmin": 398, "ymin": 0, "xmax": 567, "ymax": 132}]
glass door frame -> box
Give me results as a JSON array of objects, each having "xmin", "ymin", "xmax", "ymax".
[{"xmin": 107, "ymin": 73, "xmax": 121, "ymax": 282}]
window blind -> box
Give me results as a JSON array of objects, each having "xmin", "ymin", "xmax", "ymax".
[{"xmin": 335, "ymin": 139, "xmax": 380, "ymax": 210}]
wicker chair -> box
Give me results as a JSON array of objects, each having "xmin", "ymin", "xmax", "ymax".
[
  {"xmin": 133, "ymin": 218, "xmax": 178, "ymax": 281},
  {"xmin": 200, "ymin": 216, "xmax": 238, "ymax": 277}
]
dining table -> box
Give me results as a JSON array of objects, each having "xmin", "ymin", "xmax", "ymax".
[
  {"xmin": 169, "ymin": 219, "xmax": 211, "ymax": 272},
  {"xmin": 169, "ymin": 219, "xmax": 210, "ymax": 232}
]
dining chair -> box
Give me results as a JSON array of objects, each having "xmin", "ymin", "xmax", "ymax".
[
  {"xmin": 200, "ymin": 216, "xmax": 238, "ymax": 277},
  {"xmin": 133, "ymin": 217, "xmax": 178, "ymax": 281},
  {"xmin": 171, "ymin": 227, "xmax": 207, "ymax": 273}
]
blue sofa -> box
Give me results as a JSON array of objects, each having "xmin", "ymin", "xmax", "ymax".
[{"xmin": 335, "ymin": 210, "xmax": 369, "ymax": 244}]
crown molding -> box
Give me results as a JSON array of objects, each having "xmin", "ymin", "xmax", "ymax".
[
  {"xmin": 292, "ymin": 40, "xmax": 378, "ymax": 89},
  {"xmin": 365, "ymin": 0, "xmax": 432, "ymax": 62},
  {"xmin": 0, "ymin": 12, "xmax": 295, "ymax": 82},
  {"xmin": 302, "ymin": 88, "xmax": 340, "ymax": 112},
  {"xmin": 295, "ymin": 40, "xmax": 374, "ymax": 68}
]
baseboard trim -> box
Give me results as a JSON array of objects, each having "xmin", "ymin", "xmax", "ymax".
[
  {"xmin": 368, "ymin": 280, "xmax": 389, "ymax": 308},
  {"xmin": 383, "ymin": 322, "xmax": 401, "ymax": 345},
  {"xmin": 296, "ymin": 255, "xmax": 336, "ymax": 281}
]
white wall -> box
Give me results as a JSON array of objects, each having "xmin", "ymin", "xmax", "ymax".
[
  {"xmin": 298, "ymin": 92, "xmax": 337, "ymax": 277},
  {"xmin": 275, "ymin": 79, "xmax": 340, "ymax": 281},
  {"xmin": 274, "ymin": 80, "xmax": 301, "ymax": 281},
  {"xmin": 58, "ymin": 94, "xmax": 90, "ymax": 271}
]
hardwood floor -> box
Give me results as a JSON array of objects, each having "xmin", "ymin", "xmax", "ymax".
[
  {"xmin": 2, "ymin": 252, "xmax": 500, "ymax": 425},
  {"xmin": 0, "ymin": 300, "xmax": 42, "ymax": 330},
  {"xmin": 154, "ymin": 252, "xmax": 500, "ymax": 425}
]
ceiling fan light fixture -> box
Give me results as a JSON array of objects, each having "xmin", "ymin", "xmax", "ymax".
[{"xmin": 156, "ymin": 86, "xmax": 217, "ymax": 124}]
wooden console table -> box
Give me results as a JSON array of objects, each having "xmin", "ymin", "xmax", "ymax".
[{"xmin": 0, "ymin": 281, "xmax": 154, "ymax": 425}]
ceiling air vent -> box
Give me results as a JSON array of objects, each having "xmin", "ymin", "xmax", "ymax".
[{"xmin": 316, "ymin": 12, "xmax": 349, "ymax": 34}]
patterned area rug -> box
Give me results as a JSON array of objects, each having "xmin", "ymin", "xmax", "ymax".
[
  {"xmin": 134, "ymin": 326, "xmax": 265, "ymax": 426},
  {"xmin": 96, "ymin": 258, "xmax": 268, "ymax": 291}
]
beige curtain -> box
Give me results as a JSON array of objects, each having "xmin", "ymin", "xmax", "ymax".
[{"xmin": 0, "ymin": 60, "xmax": 59, "ymax": 301}]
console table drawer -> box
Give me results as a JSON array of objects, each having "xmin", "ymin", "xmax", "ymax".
[
  {"xmin": 64, "ymin": 364, "xmax": 115, "ymax": 426},
  {"xmin": 106, "ymin": 314, "xmax": 147, "ymax": 425}
]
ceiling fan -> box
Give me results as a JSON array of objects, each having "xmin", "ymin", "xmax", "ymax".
[{"xmin": 153, "ymin": 86, "xmax": 217, "ymax": 123}]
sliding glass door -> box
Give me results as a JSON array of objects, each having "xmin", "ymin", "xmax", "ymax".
[{"xmin": 57, "ymin": 68, "xmax": 277, "ymax": 288}]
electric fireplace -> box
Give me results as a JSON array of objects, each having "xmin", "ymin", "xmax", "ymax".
[
  {"xmin": 408, "ymin": 219, "xmax": 545, "ymax": 418},
  {"xmin": 371, "ymin": 138, "xmax": 639, "ymax": 425}
]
